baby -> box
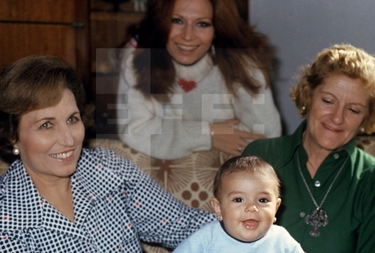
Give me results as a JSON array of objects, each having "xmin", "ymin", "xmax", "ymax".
[{"xmin": 174, "ymin": 156, "xmax": 304, "ymax": 252}]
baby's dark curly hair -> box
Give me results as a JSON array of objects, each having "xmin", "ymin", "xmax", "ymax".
[{"xmin": 213, "ymin": 156, "xmax": 280, "ymax": 199}]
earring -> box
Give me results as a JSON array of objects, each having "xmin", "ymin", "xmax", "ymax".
[
  {"xmin": 301, "ymin": 105, "xmax": 306, "ymax": 115},
  {"xmin": 216, "ymin": 213, "xmax": 223, "ymax": 221},
  {"xmin": 274, "ymin": 217, "xmax": 277, "ymax": 223},
  {"xmin": 13, "ymin": 147, "xmax": 20, "ymax": 155}
]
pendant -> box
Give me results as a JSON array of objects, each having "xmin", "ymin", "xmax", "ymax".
[{"xmin": 305, "ymin": 208, "xmax": 328, "ymax": 237}]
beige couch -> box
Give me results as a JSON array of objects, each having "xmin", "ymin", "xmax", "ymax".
[{"xmin": 1, "ymin": 136, "xmax": 375, "ymax": 252}]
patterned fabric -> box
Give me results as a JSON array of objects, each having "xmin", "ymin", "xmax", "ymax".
[
  {"xmin": 88, "ymin": 139, "xmax": 229, "ymax": 253},
  {"xmin": 89, "ymin": 139, "xmax": 232, "ymax": 213},
  {"xmin": 355, "ymin": 135, "xmax": 375, "ymax": 155},
  {"xmin": 0, "ymin": 148, "xmax": 215, "ymax": 252}
]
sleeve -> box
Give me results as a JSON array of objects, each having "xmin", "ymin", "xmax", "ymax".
[
  {"xmin": 116, "ymin": 49, "xmax": 211, "ymax": 160},
  {"xmin": 233, "ymin": 67, "xmax": 282, "ymax": 138},
  {"xmin": 0, "ymin": 177, "xmax": 37, "ymax": 252},
  {"xmin": 116, "ymin": 41, "xmax": 137, "ymax": 128},
  {"xmin": 354, "ymin": 167, "xmax": 375, "ymax": 253},
  {"xmin": 356, "ymin": 209, "xmax": 375, "ymax": 253},
  {"xmin": 125, "ymin": 163, "xmax": 216, "ymax": 250},
  {"xmin": 116, "ymin": 40, "xmax": 137, "ymax": 139},
  {"xmin": 0, "ymin": 231, "xmax": 38, "ymax": 253}
]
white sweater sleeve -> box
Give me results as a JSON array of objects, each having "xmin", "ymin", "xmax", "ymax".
[{"xmin": 233, "ymin": 68, "xmax": 282, "ymax": 138}]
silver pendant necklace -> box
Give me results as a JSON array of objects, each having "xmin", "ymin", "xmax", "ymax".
[{"xmin": 297, "ymin": 152, "xmax": 348, "ymax": 237}]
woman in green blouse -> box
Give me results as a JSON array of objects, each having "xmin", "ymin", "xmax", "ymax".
[{"xmin": 242, "ymin": 44, "xmax": 375, "ymax": 253}]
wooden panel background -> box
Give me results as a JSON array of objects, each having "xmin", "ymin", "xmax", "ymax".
[
  {"xmin": 0, "ymin": 24, "xmax": 76, "ymax": 68},
  {"xmin": 0, "ymin": 0, "xmax": 89, "ymax": 90},
  {"xmin": 0, "ymin": 0, "xmax": 76, "ymax": 22}
]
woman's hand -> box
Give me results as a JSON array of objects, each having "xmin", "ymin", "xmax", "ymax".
[{"xmin": 210, "ymin": 119, "xmax": 266, "ymax": 156}]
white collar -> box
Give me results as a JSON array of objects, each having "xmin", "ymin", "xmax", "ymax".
[{"xmin": 173, "ymin": 53, "xmax": 214, "ymax": 83}]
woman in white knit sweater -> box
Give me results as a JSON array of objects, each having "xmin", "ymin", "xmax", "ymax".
[{"xmin": 116, "ymin": 0, "xmax": 281, "ymax": 160}]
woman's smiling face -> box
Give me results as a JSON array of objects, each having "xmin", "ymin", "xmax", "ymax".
[
  {"xmin": 15, "ymin": 89, "xmax": 85, "ymax": 181},
  {"xmin": 166, "ymin": 0, "xmax": 215, "ymax": 65},
  {"xmin": 305, "ymin": 73, "xmax": 370, "ymax": 152}
]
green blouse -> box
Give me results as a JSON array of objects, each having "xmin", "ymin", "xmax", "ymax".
[{"xmin": 242, "ymin": 120, "xmax": 375, "ymax": 253}]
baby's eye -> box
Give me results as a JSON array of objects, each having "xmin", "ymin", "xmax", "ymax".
[
  {"xmin": 232, "ymin": 197, "xmax": 244, "ymax": 203},
  {"xmin": 259, "ymin": 198, "xmax": 269, "ymax": 203}
]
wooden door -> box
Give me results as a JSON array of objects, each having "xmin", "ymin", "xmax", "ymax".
[{"xmin": 0, "ymin": 0, "xmax": 89, "ymax": 86}]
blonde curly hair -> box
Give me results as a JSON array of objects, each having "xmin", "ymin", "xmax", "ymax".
[{"xmin": 290, "ymin": 44, "xmax": 375, "ymax": 134}]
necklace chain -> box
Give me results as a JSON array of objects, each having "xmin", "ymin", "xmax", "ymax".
[
  {"xmin": 297, "ymin": 151, "xmax": 348, "ymax": 237},
  {"xmin": 297, "ymin": 152, "xmax": 348, "ymax": 209}
]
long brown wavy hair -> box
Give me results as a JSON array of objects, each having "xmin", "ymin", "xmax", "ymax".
[{"xmin": 124, "ymin": 0, "xmax": 274, "ymax": 103}]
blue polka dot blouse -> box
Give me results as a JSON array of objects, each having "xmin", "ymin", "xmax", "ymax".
[{"xmin": 0, "ymin": 147, "xmax": 215, "ymax": 252}]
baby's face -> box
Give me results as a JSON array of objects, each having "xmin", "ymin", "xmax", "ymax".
[{"xmin": 211, "ymin": 171, "xmax": 281, "ymax": 242}]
